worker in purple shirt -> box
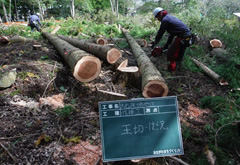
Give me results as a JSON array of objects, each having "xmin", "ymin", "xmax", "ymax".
[
  {"xmin": 28, "ymin": 13, "xmax": 42, "ymax": 32},
  {"xmin": 152, "ymin": 7, "xmax": 192, "ymax": 72}
]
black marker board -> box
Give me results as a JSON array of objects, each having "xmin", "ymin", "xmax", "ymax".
[{"xmin": 99, "ymin": 96, "xmax": 183, "ymax": 162}]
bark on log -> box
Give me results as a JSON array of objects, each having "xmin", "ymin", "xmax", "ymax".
[
  {"xmin": 87, "ymin": 38, "xmax": 148, "ymax": 47},
  {"xmin": 209, "ymin": 48, "xmax": 229, "ymax": 62},
  {"xmin": 122, "ymin": 29, "xmax": 168, "ymax": 98},
  {"xmin": 58, "ymin": 35, "xmax": 122, "ymax": 64},
  {"xmin": 0, "ymin": 36, "xmax": 33, "ymax": 45},
  {"xmin": 192, "ymin": 58, "xmax": 228, "ymax": 86},
  {"xmin": 42, "ymin": 32, "xmax": 101, "ymax": 82},
  {"xmin": 112, "ymin": 69, "xmax": 141, "ymax": 88},
  {"xmin": 113, "ymin": 57, "xmax": 128, "ymax": 70},
  {"xmin": 108, "ymin": 38, "xmax": 148, "ymax": 48}
]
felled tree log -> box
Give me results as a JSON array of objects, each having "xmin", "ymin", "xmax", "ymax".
[
  {"xmin": 122, "ymin": 29, "xmax": 168, "ymax": 98},
  {"xmin": 0, "ymin": 36, "xmax": 33, "ymax": 45},
  {"xmin": 96, "ymin": 37, "xmax": 108, "ymax": 45},
  {"xmin": 42, "ymin": 32, "xmax": 101, "ymax": 82},
  {"xmin": 108, "ymin": 38, "xmax": 148, "ymax": 47},
  {"xmin": 209, "ymin": 48, "xmax": 229, "ymax": 62},
  {"xmin": 58, "ymin": 35, "xmax": 122, "ymax": 64},
  {"xmin": 50, "ymin": 25, "xmax": 61, "ymax": 35},
  {"xmin": 192, "ymin": 58, "xmax": 228, "ymax": 86},
  {"xmin": 113, "ymin": 57, "xmax": 128, "ymax": 70},
  {"xmin": 87, "ymin": 38, "xmax": 148, "ymax": 47},
  {"xmin": 112, "ymin": 69, "xmax": 141, "ymax": 88}
]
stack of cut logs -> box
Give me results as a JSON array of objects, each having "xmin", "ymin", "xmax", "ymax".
[{"xmin": 41, "ymin": 29, "xmax": 169, "ymax": 99}]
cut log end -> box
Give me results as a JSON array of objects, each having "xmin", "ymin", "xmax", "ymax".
[
  {"xmin": 73, "ymin": 56, "xmax": 101, "ymax": 82},
  {"xmin": 142, "ymin": 80, "xmax": 169, "ymax": 98},
  {"xmin": 210, "ymin": 39, "xmax": 222, "ymax": 48},
  {"xmin": 117, "ymin": 59, "xmax": 128, "ymax": 69},
  {"xmin": 117, "ymin": 66, "xmax": 139, "ymax": 73},
  {"xmin": 107, "ymin": 48, "xmax": 122, "ymax": 64},
  {"xmin": 0, "ymin": 36, "xmax": 9, "ymax": 45},
  {"xmin": 96, "ymin": 38, "xmax": 108, "ymax": 45}
]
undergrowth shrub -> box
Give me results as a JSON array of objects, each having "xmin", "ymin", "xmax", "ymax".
[{"xmin": 200, "ymin": 96, "xmax": 240, "ymax": 164}]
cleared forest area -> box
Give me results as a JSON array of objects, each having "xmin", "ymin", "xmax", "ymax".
[{"xmin": 0, "ymin": 0, "xmax": 240, "ymax": 164}]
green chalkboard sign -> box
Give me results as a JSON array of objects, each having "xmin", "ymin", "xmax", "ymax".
[{"xmin": 99, "ymin": 96, "xmax": 183, "ymax": 162}]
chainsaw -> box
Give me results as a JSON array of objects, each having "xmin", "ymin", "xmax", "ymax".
[{"xmin": 151, "ymin": 46, "xmax": 162, "ymax": 57}]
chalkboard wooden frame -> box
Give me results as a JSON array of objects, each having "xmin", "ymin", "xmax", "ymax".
[{"xmin": 99, "ymin": 96, "xmax": 184, "ymax": 162}]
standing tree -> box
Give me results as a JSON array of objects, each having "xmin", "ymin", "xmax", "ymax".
[
  {"xmin": 70, "ymin": 0, "xmax": 75, "ymax": 18},
  {"xmin": 9, "ymin": 0, "xmax": 11, "ymax": 21},
  {"xmin": 14, "ymin": 0, "xmax": 18, "ymax": 21},
  {"xmin": 109, "ymin": 0, "xmax": 119, "ymax": 18},
  {"xmin": 36, "ymin": 0, "xmax": 44, "ymax": 20},
  {"xmin": 1, "ymin": 0, "xmax": 9, "ymax": 22}
]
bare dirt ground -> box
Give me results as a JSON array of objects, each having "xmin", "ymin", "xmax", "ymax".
[{"xmin": 0, "ymin": 37, "xmax": 231, "ymax": 165}]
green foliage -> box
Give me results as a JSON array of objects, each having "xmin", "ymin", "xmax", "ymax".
[
  {"xmin": 2, "ymin": 25, "xmax": 42, "ymax": 40},
  {"xmin": 200, "ymin": 96, "xmax": 240, "ymax": 163},
  {"xmin": 92, "ymin": 9, "xmax": 117, "ymax": 24},
  {"xmin": 56, "ymin": 105, "xmax": 76, "ymax": 119},
  {"xmin": 181, "ymin": 124, "xmax": 192, "ymax": 140},
  {"xmin": 90, "ymin": 0, "xmax": 110, "ymax": 12},
  {"xmin": 10, "ymin": 89, "xmax": 21, "ymax": 97}
]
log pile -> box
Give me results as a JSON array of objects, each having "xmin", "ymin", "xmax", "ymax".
[
  {"xmin": 42, "ymin": 32, "xmax": 101, "ymax": 82},
  {"xmin": 58, "ymin": 35, "xmax": 122, "ymax": 64}
]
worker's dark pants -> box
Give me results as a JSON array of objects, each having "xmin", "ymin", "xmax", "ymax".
[
  {"xmin": 167, "ymin": 37, "xmax": 188, "ymax": 71},
  {"xmin": 30, "ymin": 22, "xmax": 40, "ymax": 32}
]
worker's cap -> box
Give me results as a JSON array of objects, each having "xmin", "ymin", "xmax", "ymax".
[{"xmin": 153, "ymin": 7, "xmax": 164, "ymax": 17}]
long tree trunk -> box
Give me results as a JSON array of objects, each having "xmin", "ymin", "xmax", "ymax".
[
  {"xmin": 116, "ymin": 0, "xmax": 119, "ymax": 18},
  {"xmin": 109, "ymin": 0, "xmax": 115, "ymax": 14},
  {"xmin": 70, "ymin": 0, "xmax": 75, "ymax": 19},
  {"xmin": 36, "ymin": 0, "xmax": 44, "ymax": 21},
  {"xmin": 108, "ymin": 38, "xmax": 148, "ymax": 47},
  {"xmin": 9, "ymin": 0, "xmax": 11, "ymax": 22},
  {"xmin": 14, "ymin": 0, "xmax": 18, "ymax": 21},
  {"xmin": 87, "ymin": 37, "xmax": 148, "ymax": 47},
  {"xmin": 58, "ymin": 35, "xmax": 122, "ymax": 64},
  {"xmin": 42, "ymin": 32, "xmax": 101, "ymax": 82},
  {"xmin": 122, "ymin": 29, "xmax": 168, "ymax": 98},
  {"xmin": 192, "ymin": 58, "xmax": 228, "ymax": 86},
  {"xmin": 2, "ymin": 1, "xmax": 9, "ymax": 23}
]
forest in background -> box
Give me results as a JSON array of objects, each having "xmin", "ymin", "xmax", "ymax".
[{"xmin": 1, "ymin": 0, "xmax": 240, "ymax": 164}]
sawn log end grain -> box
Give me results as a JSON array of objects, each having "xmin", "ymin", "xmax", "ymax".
[
  {"xmin": 74, "ymin": 56, "xmax": 101, "ymax": 83},
  {"xmin": 96, "ymin": 37, "xmax": 108, "ymax": 45},
  {"xmin": 142, "ymin": 80, "xmax": 169, "ymax": 98},
  {"xmin": 107, "ymin": 48, "xmax": 122, "ymax": 64}
]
